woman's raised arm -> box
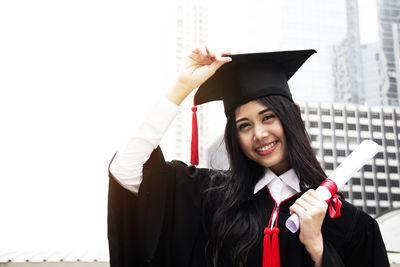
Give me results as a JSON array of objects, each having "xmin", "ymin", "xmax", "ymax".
[{"xmin": 109, "ymin": 46, "xmax": 231, "ymax": 194}]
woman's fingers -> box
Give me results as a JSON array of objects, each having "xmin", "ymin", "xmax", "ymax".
[{"xmin": 289, "ymin": 189, "xmax": 328, "ymax": 218}]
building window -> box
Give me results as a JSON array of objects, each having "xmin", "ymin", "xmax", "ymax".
[
  {"xmin": 378, "ymin": 179, "xmax": 387, "ymax": 186},
  {"xmin": 325, "ymin": 162, "xmax": 334, "ymax": 170},
  {"xmin": 359, "ymin": 112, "xmax": 368, "ymax": 118},
  {"xmin": 309, "ymin": 108, "xmax": 318, "ymax": 115},
  {"xmin": 335, "ymin": 123, "xmax": 344, "ymax": 129},
  {"xmin": 365, "ymin": 179, "xmax": 374, "ymax": 186},
  {"xmin": 337, "ymin": 150, "xmax": 346, "ymax": 156},
  {"xmin": 334, "ymin": 110, "xmax": 343, "ymax": 116},
  {"xmin": 323, "ymin": 122, "xmax": 331, "ymax": 128},
  {"xmin": 310, "ymin": 135, "xmax": 318, "ymax": 141},
  {"xmin": 324, "ymin": 149, "xmax": 333, "ymax": 156},
  {"xmin": 389, "ymin": 166, "xmax": 398, "ymax": 173},
  {"xmin": 388, "ymin": 152, "xmax": 396, "ymax": 159},
  {"xmin": 385, "ymin": 126, "xmax": 394, "ymax": 133},
  {"xmin": 376, "ymin": 152, "xmax": 384, "ymax": 159},
  {"xmin": 372, "ymin": 125, "xmax": 382, "ymax": 132},
  {"xmin": 386, "ymin": 139, "xmax": 395, "ymax": 146},
  {"xmin": 374, "ymin": 139, "xmax": 382, "ymax": 145},
  {"xmin": 371, "ymin": 112, "xmax": 380, "ymax": 119},
  {"xmin": 364, "ymin": 165, "xmax": 373, "ymax": 172},
  {"xmin": 376, "ymin": 165, "xmax": 385, "ymax": 172},
  {"xmin": 348, "ymin": 124, "xmax": 356, "ymax": 130},
  {"xmin": 360, "ymin": 125, "xmax": 369, "ymax": 131},
  {"xmin": 322, "ymin": 109, "xmax": 330, "ymax": 115},
  {"xmin": 346, "ymin": 110, "xmax": 355, "ymax": 117},
  {"xmin": 310, "ymin": 121, "xmax": 318, "ymax": 128}
]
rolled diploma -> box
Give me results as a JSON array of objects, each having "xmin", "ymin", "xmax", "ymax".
[{"xmin": 285, "ymin": 140, "xmax": 381, "ymax": 233}]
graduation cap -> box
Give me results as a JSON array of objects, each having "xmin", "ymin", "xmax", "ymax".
[{"xmin": 190, "ymin": 49, "xmax": 317, "ymax": 165}]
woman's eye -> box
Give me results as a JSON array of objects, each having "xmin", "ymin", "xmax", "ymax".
[
  {"xmin": 238, "ymin": 123, "xmax": 250, "ymax": 130},
  {"xmin": 263, "ymin": 114, "xmax": 275, "ymax": 121}
]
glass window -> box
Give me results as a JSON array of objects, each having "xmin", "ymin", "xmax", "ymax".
[
  {"xmin": 322, "ymin": 109, "xmax": 330, "ymax": 115},
  {"xmin": 337, "ymin": 150, "xmax": 346, "ymax": 156},
  {"xmin": 386, "ymin": 139, "xmax": 395, "ymax": 146},
  {"xmin": 364, "ymin": 165, "xmax": 372, "ymax": 172},
  {"xmin": 335, "ymin": 123, "xmax": 344, "ymax": 129},
  {"xmin": 385, "ymin": 126, "xmax": 393, "ymax": 133},
  {"xmin": 334, "ymin": 110, "xmax": 343, "ymax": 116},
  {"xmin": 359, "ymin": 112, "xmax": 368, "ymax": 118},
  {"xmin": 372, "ymin": 125, "xmax": 381, "ymax": 132},
  {"xmin": 324, "ymin": 149, "xmax": 333, "ymax": 156},
  {"xmin": 309, "ymin": 108, "xmax": 318, "ymax": 115},
  {"xmin": 348, "ymin": 124, "xmax": 356, "ymax": 130},
  {"xmin": 323, "ymin": 122, "xmax": 331, "ymax": 128},
  {"xmin": 371, "ymin": 112, "xmax": 380, "ymax": 119}
]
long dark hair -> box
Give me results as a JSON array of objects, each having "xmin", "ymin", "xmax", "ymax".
[{"xmin": 203, "ymin": 95, "xmax": 327, "ymax": 266}]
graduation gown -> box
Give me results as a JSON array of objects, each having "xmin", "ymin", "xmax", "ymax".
[{"xmin": 107, "ymin": 147, "xmax": 390, "ymax": 267}]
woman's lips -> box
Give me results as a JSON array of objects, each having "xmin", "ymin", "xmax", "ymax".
[{"xmin": 255, "ymin": 141, "xmax": 278, "ymax": 155}]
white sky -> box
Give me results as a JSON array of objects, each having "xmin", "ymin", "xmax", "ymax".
[{"xmin": 0, "ymin": 0, "xmax": 379, "ymax": 254}]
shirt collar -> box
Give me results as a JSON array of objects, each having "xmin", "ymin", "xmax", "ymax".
[{"xmin": 253, "ymin": 168, "xmax": 301, "ymax": 194}]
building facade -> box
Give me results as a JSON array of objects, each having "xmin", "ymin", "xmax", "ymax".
[
  {"xmin": 362, "ymin": 42, "xmax": 383, "ymax": 106},
  {"xmin": 332, "ymin": 0, "xmax": 364, "ymax": 104},
  {"xmin": 376, "ymin": 0, "xmax": 400, "ymax": 106}
]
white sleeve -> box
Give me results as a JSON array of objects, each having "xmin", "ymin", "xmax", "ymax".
[{"xmin": 109, "ymin": 96, "xmax": 179, "ymax": 195}]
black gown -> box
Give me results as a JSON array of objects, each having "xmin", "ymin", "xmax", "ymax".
[{"xmin": 107, "ymin": 147, "xmax": 390, "ymax": 267}]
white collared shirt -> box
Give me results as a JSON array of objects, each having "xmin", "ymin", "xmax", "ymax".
[
  {"xmin": 254, "ymin": 168, "xmax": 301, "ymax": 204},
  {"xmin": 254, "ymin": 168, "xmax": 301, "ymax": 227}
]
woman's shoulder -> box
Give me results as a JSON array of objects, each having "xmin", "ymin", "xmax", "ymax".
[{"xmin": 168, "ymin": 159, "xmax": 231, "ymax": 184}]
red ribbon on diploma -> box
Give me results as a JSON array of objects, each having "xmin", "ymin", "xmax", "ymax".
[{"xmin": 320, "ymin": 179, "xmax": 342, "ymax": 218}]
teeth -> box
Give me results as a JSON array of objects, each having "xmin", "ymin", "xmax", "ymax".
[{"xmin": 257, "ymin": 142, "xmax": 276, "ymax": 152}]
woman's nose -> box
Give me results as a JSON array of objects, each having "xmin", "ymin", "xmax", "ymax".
[{"xmin": 254, "ymin": 125, "xmax": 268, "ymax": 140}]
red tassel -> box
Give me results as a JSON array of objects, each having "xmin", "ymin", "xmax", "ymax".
[
  {"xmin": 190, "ymin": 105, "xmax": 199, "ymax": 165},
  {"xmin": 271, "ymin": 227, "xmax": 280, "ymax": 267},
  {"xmin": 263, "ymin": 228, "xmax": 272, "ymax": 267}
]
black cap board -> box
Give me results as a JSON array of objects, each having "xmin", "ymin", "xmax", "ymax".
[{"xmin": 194, "ymin": 49, "xmax": 317, "ymax": 116}]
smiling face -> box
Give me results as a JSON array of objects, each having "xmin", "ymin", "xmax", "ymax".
[{"xmin": 235, "ymin": 99, "xmax": 289, "ymax": 175}]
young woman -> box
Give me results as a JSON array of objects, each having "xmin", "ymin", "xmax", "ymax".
[{"xmin": 107, "ymin": 46, "xmax": 389, "ymax": 267}]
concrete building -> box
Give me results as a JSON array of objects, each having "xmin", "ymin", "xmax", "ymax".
[
  {"xmin": 278, "ymin": 0, "xmax": 347, "ymax": 102},
  {"xmin": 376, "ymin": 0, "xmax": 400, "ymax": 106},
  {"xmin": 362, "ymin": 42, "xmax": 383, "ymax": 106},
  {"xmin": 332, "ymin": 0, "xmax": 364, "ymax": 104}
]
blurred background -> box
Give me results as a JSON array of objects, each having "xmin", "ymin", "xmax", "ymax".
[{"xmin": 1, "ymin": 0, "xmax": 400, "ymax": 265}]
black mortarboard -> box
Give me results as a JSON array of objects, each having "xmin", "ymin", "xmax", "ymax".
[
  {"xmin": 194, "ymin": 49, "xmax": 317, "ymax": 116},
  {"xmin": 190, "ymin": 49, "xmax": 316, "ymax": 165}
]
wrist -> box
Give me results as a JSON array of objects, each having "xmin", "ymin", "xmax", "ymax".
[
  {"xmin": 165, "ymin": 79, "xmax": 195, "ymax": 105},
  {"xmin": 306, "ymin": 235, "xmax": 323, "ymax": 264}
]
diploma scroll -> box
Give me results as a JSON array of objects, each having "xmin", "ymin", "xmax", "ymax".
[{"xmin": 285, "ymin": 140, "xmax": 381, "ymax": 233}]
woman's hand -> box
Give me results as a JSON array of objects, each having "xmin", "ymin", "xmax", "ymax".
[
  {"xmin": 166, "ymin": 45, "xmax": 232, "ymax": 105},
  {"xmin": 289, "ymin": 189, "xmax": 328, "ymax": 267}
]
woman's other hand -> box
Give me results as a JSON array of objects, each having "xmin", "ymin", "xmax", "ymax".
[
  {"xmin": 289, "ymin": 189, "xmax": 328, "ymax": 267},
  {"xmin": 166, "ymin": 45, "xmax": 232, "ymax": 105}
]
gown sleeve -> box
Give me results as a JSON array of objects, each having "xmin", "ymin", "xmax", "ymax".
[
  {"xmin": 341, "ymin": 211, "xmax": 389, "ymax": 266},
  {"xmin": 108, "ymin": 146, "xmax": 215, "ymax": 267},
  {"xmin": 320, "ymin": 199, "xmax": 390, "ymax": 267}
]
